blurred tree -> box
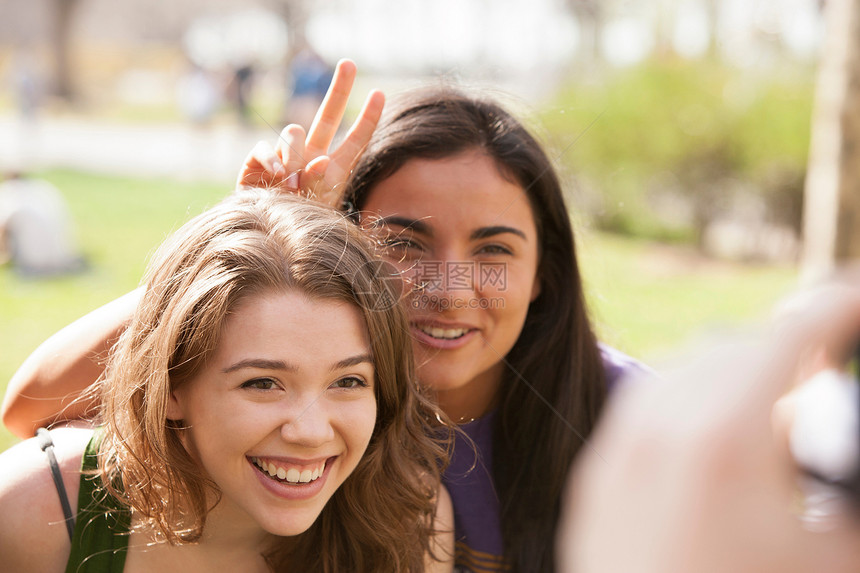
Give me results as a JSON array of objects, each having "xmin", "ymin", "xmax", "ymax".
[
  {"xmin": 803, "ymin": 0, "xmax": 860, "ymax": 279},
  {"xmin": 546, "ymin": 58, "xmax": 812, "ymax": 249},
  {"xmin": 49, "ymin": 0, "xmax": 82, "ymax": 101}
]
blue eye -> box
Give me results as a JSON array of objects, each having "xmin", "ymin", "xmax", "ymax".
[
  {"xmin": 241, "ymin": 378, "xmax": 277, "ymax": 390},
  {"xmin": 331, "ymin": 377, "xmax": 368, "ymax": 390}
]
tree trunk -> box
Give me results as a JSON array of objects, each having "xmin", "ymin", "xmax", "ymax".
[
  {"xmin": 802, "ymin": 0, "xmax": 860, "ymax": 280},
  {"xmin": 49, "ymin": 0, "xmax": 81, "ymax": 101},
  {"xmin": 565, "ymin": 0, "xmax": 604, "ymax": 67},
  {"xmin": 703, "ymin": 0, "xmax": 719, "ymax": 59}
]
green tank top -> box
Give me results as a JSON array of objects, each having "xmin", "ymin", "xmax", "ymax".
[{"xmin": 65, "ymin": 429, "xmax": 130, "ymax": 573}]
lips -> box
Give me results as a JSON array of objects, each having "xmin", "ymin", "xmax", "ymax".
[
  {"xmin": 251, "ymin": 457, "xmax": 326, "ymax": 484},
  {"xmin": 249, "ymin": 455, "xmax": 336, "ymax": 500},
  {"xmin": 410, "ymin": 321, "xmax": 478, "ymax": 350},
  {"xmin": 415, "ymin": 324, "xmax": 469, "ymax": 340}
]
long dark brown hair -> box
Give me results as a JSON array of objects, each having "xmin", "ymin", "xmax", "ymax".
[
  {"xmin": 99, "ymin": 189, "xmax": 447, "ymax": 571},
  {"xmin": 344, "ymin": 88, "xmax": 608, "ymax": 572}
]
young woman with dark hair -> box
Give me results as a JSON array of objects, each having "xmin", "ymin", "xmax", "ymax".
[{"xmin": 340, "ymin": 88, "xmax": 621, "ymax": 572}]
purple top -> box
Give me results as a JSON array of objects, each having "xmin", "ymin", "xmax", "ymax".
[{"xmin": 442, "ymin": 345, "xmax": 651, "ymax": 573}]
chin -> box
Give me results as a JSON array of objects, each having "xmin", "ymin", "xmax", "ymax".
[
  {"xmin": 419, "ymin": 370, "xmax": 474, "ymax": 396},
  {"xmin": 256, "ymin": 507, "xmax": 327, "ymax": 538},
  {"xmin": 264, "ymin": 518, "xmax": 318, "ymax": 538}
]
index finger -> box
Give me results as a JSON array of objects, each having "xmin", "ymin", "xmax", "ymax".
[{"xmin": 305, "ymin": 59, "xmax": 357, "ymax": 159}]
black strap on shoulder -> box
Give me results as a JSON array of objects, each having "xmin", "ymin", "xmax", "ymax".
[{"xmin": 36, "ymin": 427, "xmax": 76, "ymax": 542}]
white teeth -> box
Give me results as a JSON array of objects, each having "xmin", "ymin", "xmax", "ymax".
[
  {"xmin": 420, "ymin": 326, "xmax": 468, "ymax": 340},
  {"xmin": 253, "ymin": 457, "xmax": 326, "ymax": 484}
]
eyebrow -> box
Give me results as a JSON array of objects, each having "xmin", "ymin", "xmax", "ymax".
[
  {"xmin": 222, "ymin": 354, "xmax": 374, "ymax": 374},
  {"xmin": 332, "ymin": 354, "xmax": 374, "ymax": 371},
  {"xmin": 223, "ymin": 359, "xmax": 294, "ymax": 374},
  {"xmin": 376, "ymin": 217, "xmax": 527, "ymax": 242},
  {"xmin": 375, "ymin": 216, "xmax": 432, "ymax": 236},
  {"xmin": 470, "ymin": 226, "xmax": 527, "ymax": 241}
]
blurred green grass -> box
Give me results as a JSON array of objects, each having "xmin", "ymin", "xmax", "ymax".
[
  {"xmin": 0, "ymin": 170, "xmax": 799, "ymax": 451},
  {"xmin": 579, "ymin": 230, "xmax": 799, "ymax": 359}
]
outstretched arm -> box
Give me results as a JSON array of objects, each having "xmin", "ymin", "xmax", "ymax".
[
  {"xmin": 1, "ymin": 289, "xmax": 140, "ymax": 438},
  {"xmin": 560, "ymin": 276, "xmax": 860, "ymax": 573},
  {"xmin": 238, "ymin": 58, "xmax": 384, "ymax": 207}
]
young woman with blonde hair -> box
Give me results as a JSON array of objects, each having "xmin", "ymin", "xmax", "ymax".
[{"xmin": 0, "ymin": 189, "xmax": 453, "ymax": 572}]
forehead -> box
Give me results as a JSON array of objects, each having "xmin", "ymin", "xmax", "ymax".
[
  {"xmin": 215, "ymin": 290, "xmax": 371, "ymax": 365},
  {"xmin": 363, "ymin": 150, "xmax": 537, "ymax": 232}
]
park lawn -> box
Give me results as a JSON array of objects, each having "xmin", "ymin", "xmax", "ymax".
[
  {"xmin": 0, "ymin": 170, "xmax": 800, "ymax": 451},
  {"xmin": 579, "ymin": 231, "xmax": 799, "ymax": 362}
]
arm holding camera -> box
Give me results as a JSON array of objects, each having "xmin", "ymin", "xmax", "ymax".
[{"xmin": 559, "ymin": 277, "xmax": 860, "ymax": 573}]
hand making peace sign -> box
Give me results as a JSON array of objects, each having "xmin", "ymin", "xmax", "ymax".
[{"xmin": 238, "ymin": 59, "xmax": 384, "ymax": 207}]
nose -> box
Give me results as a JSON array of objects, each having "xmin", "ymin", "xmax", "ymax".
[
  {"xmin": 279, "ymin": 392, "xmax": 336, "ymax": 448},
  {"xmin": 414, "ymin": 254, "xmax": 477, "ymax": 312}
]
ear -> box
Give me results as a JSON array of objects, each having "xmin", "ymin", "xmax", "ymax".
[{"xmin": 166, "ymin": 390, "xmax": 185, "ymax": 421}]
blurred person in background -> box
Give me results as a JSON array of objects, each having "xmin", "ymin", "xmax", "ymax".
[
  {"xmin": 0, "ymin": 172, "xmax": 86, "ymax": 276},
  {"xmin": 228, "ymin": 60, "xmax": 255, "ymax": 128},
  {"xmin": 284, "ymin": 47, "xmax": 334, "ymax": 129},
  {"xmin": 177, "ymin": 61, "xmax": 220, "ymax": 127}
]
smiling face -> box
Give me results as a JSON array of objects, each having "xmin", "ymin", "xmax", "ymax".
[
  {"xmin": 168, "ymin": 290, "xmax": 377, "ymax": 537},
  {"xmin": 361, "ymin": 149, "xmax": 541, "ymax": 421}
]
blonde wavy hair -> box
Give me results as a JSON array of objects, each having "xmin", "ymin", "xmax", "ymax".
[{"xmin": 97, "ymin": 189, "xmax": 447, "ymax": 571}]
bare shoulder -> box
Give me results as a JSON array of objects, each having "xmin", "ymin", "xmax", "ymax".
[{"xmin": 0, "ymin": 427, "xmax": 92, "ymax": 573}]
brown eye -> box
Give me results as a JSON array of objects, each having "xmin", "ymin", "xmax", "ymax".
[
  {"xmin": 241, "ymin": 378, "xmax": 277, "ymax": 390},
  {"xmin": 478, "ymin": 244, "xmax": 513, "ymax": 255},
  {"xmin": 330, "ymin": 377, "xmax": 368, "ymax": 390}
]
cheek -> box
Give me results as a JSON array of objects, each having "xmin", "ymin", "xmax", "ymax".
[
  {"xmin": 181, "ymin": 398, "xmax": 258, "ymax": 463},
  {"xmin": 484, "ymin": 263, "xmax": 539, "ymax": 307},
  {"xmin": 340, "ymin": 397, "xmax": 378, "ymax": 455}
]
